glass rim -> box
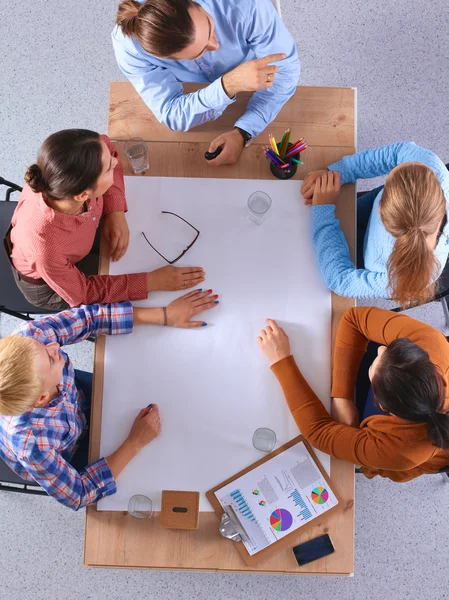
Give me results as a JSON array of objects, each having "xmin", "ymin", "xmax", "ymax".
[
  {"xmin": 124, "ymin": 137, "xmax": 147, "ymax": 153},
  {"xmin": 248, "ymin": 191, "xmax": 272, "ymax": 214}
]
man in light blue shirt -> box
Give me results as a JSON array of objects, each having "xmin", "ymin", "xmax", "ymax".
[{"xmin": 112, "ymin": 0, "xmax": 300, "ymax": 166}]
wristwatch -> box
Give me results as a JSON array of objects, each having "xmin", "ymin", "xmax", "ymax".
[{"xmin": 235, "ymin": 127, "xmax": 253, "ymax": 147}]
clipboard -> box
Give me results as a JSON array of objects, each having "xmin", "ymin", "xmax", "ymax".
[{"xmin": 206, "ymin": 435, "xmax": 342, "ymax": 567}]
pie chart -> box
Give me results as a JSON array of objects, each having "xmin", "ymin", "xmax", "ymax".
[
  {"xmin": 311, "ymin": 486, "xmax": 329, "ymax": 504},
  {"xmin": 270, "ymin": 508, "xmax": 293, "ymax": 532}
]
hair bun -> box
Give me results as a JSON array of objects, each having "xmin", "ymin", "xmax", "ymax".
[
  {"xmin": 24, "ymin": 164, "xmax": 46, "ymax": 193},
  {"xmin": 116, "ymin": 0, "xmax": 141, "ymax": 35}
]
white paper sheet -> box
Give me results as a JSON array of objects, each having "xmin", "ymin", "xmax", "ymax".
[
  {"xmin": 98, "ymin": 176, "xmax": 331, "ymax": 511},
  {"xmin": 215, "ymin": 441, "xmax": 338, "ymax": 556}
]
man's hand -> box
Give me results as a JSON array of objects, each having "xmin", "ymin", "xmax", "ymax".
[
  {"xmin": 207, "ymin": 129, "xmax": 244, "ymax": 166},
  {"xmin": 102, "ymin": 211, "xmax": 130, "ymax": 261},
  {"xmin": 257, "ymin": 319, "xmax": 291, "ymax": 366},
  {"xmin": 146, "ymin": 265, "xmax": 205, "ymax": 292},
  {"xmin": 301, "ymin": 170, "xmax": 329, "ymax": 203},
  {"xmin": 311, "ymin": 171, "xmax": 341, "ymax": 206},
  {"xmin": 331, "ymin": 397, "xmax": 359, "ymax": 427},
  {"xmin": 222, "ymin": 53, "xmax": 287, "ymax": 98}
]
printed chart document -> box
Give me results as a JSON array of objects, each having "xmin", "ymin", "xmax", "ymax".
[{"xmin": 214, "ymin": 441, "xmax": 338, "ymax": 556}]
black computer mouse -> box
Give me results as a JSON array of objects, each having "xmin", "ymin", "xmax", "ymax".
[{"xmin": 205, "ymin": 146, "xmax": 223, "ymax": 160}]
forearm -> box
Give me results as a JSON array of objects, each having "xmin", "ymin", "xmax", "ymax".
[
  {"xmin": 80, "ymin": 273, "xmax": 148, "ymax": 306},
  {"xmin": 133, "ymin": 306, "xmax": 165, "ymax": 326},
  {"xmin": 312, "ymin": 205, "xmax": 389, "ymax": 298},
  {"xmin": 106, "ymin": 437, "xmax": 141, "ymax": 481},
  {"xmin": 328, "ymin": 142, "xmax": 416, "ymax": 185},
  {"xmin": 234, "ymin": 66, "xmax": 300, "ymax": 138}
]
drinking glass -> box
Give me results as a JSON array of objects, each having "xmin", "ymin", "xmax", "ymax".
[
  {"xmin": 247, "ymin": 191, "xmax": 272, "ymax": 225},
  {"xmin": 125, "ymin": 138, "xmax": 149, "ymax": 173},
  {"xmin": 252, "ymin": 428, "xmax": 277, "ymax": 452},
  {"xmin": 128, "ymin": 494, "xmax": 153, "ymax": 519}
]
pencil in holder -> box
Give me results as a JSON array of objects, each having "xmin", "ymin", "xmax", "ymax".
[{"xmin": 269, "ymin": 143, "xmax": 298, "ymax": 180}]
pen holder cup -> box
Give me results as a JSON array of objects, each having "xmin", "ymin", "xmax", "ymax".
[{"xmin": 269, "ymin": 143, "xmax": 299, "ymax": 180}]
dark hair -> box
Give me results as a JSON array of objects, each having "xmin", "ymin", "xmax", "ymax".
[
  {"xmin": 24, "ymin": 129, "xmax": 103, "ymax": 202},
  {"xmin": 372, "ymin": 338, "xmax": 449, "ymax": 449},
  {"xmin": 116, "ymin": 0, "xmax": 197, "ymax": 57}
]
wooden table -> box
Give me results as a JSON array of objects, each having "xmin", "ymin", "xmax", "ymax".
[{"xmin": 84, "ymin": 82, "xmax": 356, "ymax": 574}]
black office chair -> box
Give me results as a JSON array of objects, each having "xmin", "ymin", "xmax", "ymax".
[
  {"xmin": 0, "ymin": 459, "xmax": 46, "ymax": 495},
  {"xmin": 0, "ymin": 177, "xmax": 54, "ymax": 321}
]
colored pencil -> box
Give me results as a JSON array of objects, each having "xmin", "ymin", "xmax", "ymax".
[
  {"xmin": 279, "ymin": 128, "xmax": 290, "ymax": 157},
  {"xmin": 269, "ymin": 134, "xmax": 279, "ymax": 155}
]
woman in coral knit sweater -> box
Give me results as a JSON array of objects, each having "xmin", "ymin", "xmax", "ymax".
[
  {"xmin": 258, "ymin": 307, "xmax": 449, "ymax": 482},
  {"xmin": 7, "ymin": 129, "xmax": 206, "ymax": 310}
]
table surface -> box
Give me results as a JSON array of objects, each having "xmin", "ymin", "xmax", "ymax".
[{"xmin": 84, "ymin": 82, "xmax": 356, "ymax": 574}]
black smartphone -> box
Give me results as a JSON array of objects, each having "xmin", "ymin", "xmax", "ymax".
[{"xmin": 292, "ymin": 534, "xmax": 335, "ymax": 566}]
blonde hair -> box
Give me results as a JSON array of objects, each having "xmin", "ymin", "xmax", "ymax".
[
  {"xmin": 0, "ymin": 336, "xmax": 44, "ymax": 416},
  {"xmin": 380, "ymin": 163, "xmax": 446, "ymax": 307}
]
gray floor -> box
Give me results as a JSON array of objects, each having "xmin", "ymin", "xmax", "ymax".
[{"xmin": 1, "ymin": 0, "xmax": 449, "ymax": 598}]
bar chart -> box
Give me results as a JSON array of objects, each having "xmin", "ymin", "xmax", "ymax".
[{"xmin": 288, "ymin": 488, "xmax": 313, "ymax": 521}]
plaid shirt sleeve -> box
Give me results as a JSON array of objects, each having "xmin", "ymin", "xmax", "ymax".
[
  {"xmin": 101, "ymin": 135, "xmax": 128, "ymax": 214},
  {"xmin": 19, "ymin": 435, "xmax": 116, "ymax": 510},
  {"xmin": 15, "ymin": 302, "xmax": 134, "ymax": 345}
]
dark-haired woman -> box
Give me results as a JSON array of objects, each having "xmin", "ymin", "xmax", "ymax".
[
  {"xmin": 6, "ymin": 130, "xmax": 205, "ymax": 310},
  {"xmin": 258, "ymin": 308, "xmax": 449, "ymax": 482}
]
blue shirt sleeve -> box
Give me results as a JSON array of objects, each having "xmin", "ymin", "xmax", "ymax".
[
  {"xmin": 15, "ymin": 303, "xmax": 134, "ymax": 346},
  {"xmin": 111, "ymin": 27, "xmax": 235, "ymax": 132},
  {"xmin": 234, "ymin": 0, "xmax": 300, "ymax": 138},
  {"xmin": 328, "ymin": 142, "xmax": 449, "ymax": 189},
  {"xmin": 312, "ymin": 205, "xmax": 391, "ymax": 298}
]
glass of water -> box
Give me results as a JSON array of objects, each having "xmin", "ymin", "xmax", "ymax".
[
  {"xmin": 252, "ymin": 428, "xmax": 277, "ymax": 452},
  {"xmin": 247, "ymin": 191, "xmax": 272, "ymax": 225},
  {"xmin": 124, "ymin": 137, "xmax": 149, "ymax": 173},
  {"xmin": 128, "ymin": 494, "xmax": 153, "ymax": 519}
]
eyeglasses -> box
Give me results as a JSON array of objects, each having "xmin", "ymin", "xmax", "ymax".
[{"xmin": 142, "ymin": 211, "xmax": 200, "ymax": 265}]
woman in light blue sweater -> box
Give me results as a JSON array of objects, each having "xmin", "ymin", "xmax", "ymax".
[{"xmin": 301, "ymin": 142, "xmax": 449, "ymax": 306}]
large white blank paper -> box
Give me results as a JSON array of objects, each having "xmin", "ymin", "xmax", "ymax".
[{"xmin": 98, "ymin": 176, "xmax": 331, "ymax": 511}]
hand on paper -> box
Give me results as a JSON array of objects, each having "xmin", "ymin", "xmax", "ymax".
[
  {"xmin": 257, "ymin": 319, "xmax": 291, "ymax": 366},
  {"xmin": 102, "ymin": 210, "xmax": 130, "ymax": 261},
  {"xmin": 166, "ymin": 289, "xmax": 218, "ymax": 328},
  {"xmin": 301, "ymin": 170, "xmax": 330, "ymax": 203},
  {"xmin": 331, "ymin": 397, "xmax": 359, "ymax": 427},
  {"xmin": 146, "ymin": 265, "xmax": 205, "ymax": 292},
  {"xmin": 311, "ymin": 171, "xmax": 341, "ymax": 206},
  {"xmin": 207, "ymin": 129, "xmax": 244, "ymax": 166},
  {"xmin": 128, "ymin": 404, "xmax": 161, "ymax": 451},
  {"xmin": 222, "ymin": 53, "xmax": 286, "ymax": 97}
]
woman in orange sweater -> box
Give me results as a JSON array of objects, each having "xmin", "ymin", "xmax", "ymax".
[{"xmin": 258, "ymin": 307, "xmax": 449, "ymax": 482}]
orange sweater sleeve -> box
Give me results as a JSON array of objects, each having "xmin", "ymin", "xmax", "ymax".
[
  {"xmin": 331, "ymin": 306, "xmax": 449, "ymax": 400},
  {"xmin": 271, "ymin": 355, "xmax": 434, "ymax": 470}
]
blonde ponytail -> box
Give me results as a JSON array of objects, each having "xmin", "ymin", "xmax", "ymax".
[{"xmin": 380, "ymin": 163, "xmax": 446, "ymax": 307}]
